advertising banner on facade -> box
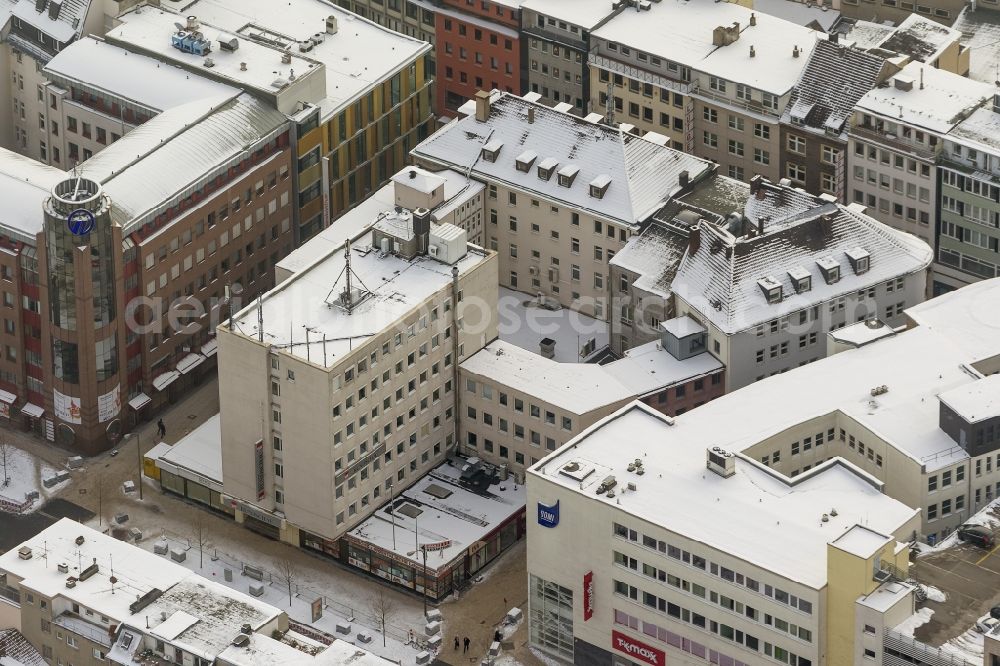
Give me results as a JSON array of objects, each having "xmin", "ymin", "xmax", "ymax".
[
  {"xmin": 612, "ymin": 630, "xmax": 665, "ymax": 666},
  {"xmin": 537, "ymin": 500, "xmax": 559, "ymax": 527},
  {"xmin": 54, "ymin": 389, "xmax": 82, "ymax": 424},
  {"xmin": 98, "ymin": 385, "xmax": 121, "ymax": 423},
  {"xmin": 254, "ymin": 440, "xmax": 265, "ymax": 501},
  {"xmin": 583, "ymin": 571, "xmax": 594, "ymax": 621}
]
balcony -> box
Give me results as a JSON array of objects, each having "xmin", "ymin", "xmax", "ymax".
[
  {"xmin": 850, "ymin": 124, "xmax": 938, "ymax": 161},
  {"xmin": 588, "ymin": 53, "xmax": 692, "ymax": 95}
]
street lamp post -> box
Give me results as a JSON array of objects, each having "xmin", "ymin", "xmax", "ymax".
[
  {"xmin": 389, "ymin": 483, "xmax": 396, "ymax": 550},
  {"xmin": 125, "ymin": 432, "xmax": 144, "ymax": 501}
]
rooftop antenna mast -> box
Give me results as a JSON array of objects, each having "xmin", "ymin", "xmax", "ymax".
[
  {"xmin": 344, "ymin": 238, "xmax": 353, "ymax": 312},
  {"xmin": 324, "ymin": 238, "xmax": 371, "ymax": 314},
  {"xmin": 257, "ymin": 295, "xmax": 263, "ymax": 342}
]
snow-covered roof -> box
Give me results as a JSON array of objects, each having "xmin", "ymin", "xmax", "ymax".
[
  {"xmin": 603, "ymin": 339, "xmax": 722, "ymax": 394},
  {"xmin": 412, "ymin": 91, "xmax": 713, "ymax": 227},
  {"xmin": 672, "ymin": 180, "xmax": 933, "ymax": 334},
  {"xmin": 228, "ymin": 228, "xmax": 488, "ymax": 367},
  {"xmin": 0, "ymin": 0, "xmax": 93, "ymax": 44},
  {"xmin": 520, "ymin": 0, "xmax": 616, "ymax": 29},
  {"xmin": 830, "ymin": 524, "xmax": 892, "ymax": 558},
  {"xmin": 751, "ymin": 0, "xmax": 840, "ymax": 32},
  {"xmin": 660, "ymin": 316, "xmax": 706, "ymax": 339},
  {"xmin": 783, "ymin": 38, "xmax": 887, "ymax": 138},
  {"xmin": 157, "ymin": 414, "xmax": 223, "ymax": 490},
  {"xmin": 829, "ymin": 318, "xmax": 896, "ymax": 348},
  {"xmin": 531, "ymin": 402, "xmax": 919, "ymax": 588},
  {"xmin": 391, "ymin": 166, "xmax": 444, "ymax": 195},
  {"xmin": 140, "ymin": 578, "xmax": 281, "ymax": 661},
  {"xmin": 592, "ymin": 1, "xmax": 818, "ymax": 96},
  {"xmin": 609, "ymin": 221, "xmax": 688, "ymax": 299},
  {"xmin": 219, "ymin": 632, "xmax": 393, "ymax": 666},
  {"xmin": 0, "ymin": 147, "xmax": 64, "ymax": 241},
  {"xmin": 97, "ymin": 94, "xmax": 287, "ymax": 230},
  {"xmin": 854, "ymin": 61, "xmax": 993, "ymax": 134},
  {"xmin": 875, "ymin": 14, "xmax": 961, "ymax": 65},
  {"xmin": 44, "ymin": 37, "xmax": 238, "ymax": 113},
  {"xmin": 496, "ymin": 288, "xmax": 609, "ymax": 362},
  {"xmin": 842, "ymin": 20, "xmax": 895, "ymax": 51},
  {"xmin": 347, "ymin": 461, "xmax": 524, "ymax": 571},
  {"xmin": 108, "ymin": 0, "xmax": 429, "ymax": 121},
  {"xmin": 947, "ymin": 106, "xmax": 1000, "ymax": 154},
  {"xmin": 905, "ymin": 277, "xmax": 1000, "ymax": 365},
  {"xmin": 0, "ymin": 629, "xmax": 45, "ymax": 666},
  {"xmin": 954, "ymin": 8, "xmax": 1000, "ymax": 86},
  {"xmin": 938, "ymin": 374, "xmax": 1000, "ymax": 425},
  {"xmin": 0, "ymin": 519, "xmax": 191, "ymax": 620}
]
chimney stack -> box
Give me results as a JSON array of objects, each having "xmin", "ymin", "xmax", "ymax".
[
  {"xmin": 749, "ymin": 174, "xmax": 763, "ymax": 195},
  {"xmin": 749, "ymin": 12, "xmax": 756, "ymax": 25},
  {"xmin": 793, "ymin": 45, "xmax": 800, "ymax": 58},
  {"xmin": 678, "ymin": 170, "xmax": 690, "ymax": 188},
  {"xmin": 750, "ymin": 45, "xmax": 755, "ymax": 58},
  {"xmin": 413, "ymin": 207, "xmax": 431, "ymax": 254},
  {"xmin": 527, "ymin": 107, "xmax": 535, "ymax": 124},
  {"xmin": 688, "ymin": 223, "xmax": 701, "ymax": 255},
  {"xmin": 474, "ymin": 90, "xmax": 491, "ymax": 123}
]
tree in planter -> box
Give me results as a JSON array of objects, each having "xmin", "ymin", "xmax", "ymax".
[
  {"xmin": 369, "ymin": 589, "xmax": 397, "ymax": 647},
  {"xmin": 190, "ymin": 512, "xmax": 212, "ymax": 569},
  {"xmin": 273, "ymin": 557, "xmax": 298, "ymax": 607}
]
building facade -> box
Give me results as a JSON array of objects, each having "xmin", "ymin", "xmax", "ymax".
[
  {"xmin": 412, "ymin": 91, "xmax": 714, "ymax": 322},
  {"xmin": 218, "ymin": 213, "xmax": 498, "ymax": 549},
  {"xmin": 848, "ymin": 63, "xmax": 993, "ymax": 294},
  {"xmin": 588, "ymin": 4, "xmax": 818, "ymax": 181}
]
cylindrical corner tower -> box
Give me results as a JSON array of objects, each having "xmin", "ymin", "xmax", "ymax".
[{"xmin": 41, "ymin": 176, "xmax": 125, "ymax": 453}]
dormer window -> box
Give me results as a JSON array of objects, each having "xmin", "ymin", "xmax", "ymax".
[
  {"xmin": 537, "ymin": 157, "xmax": 558, "ymax": 181},
  {"xmin": 481, "ymin": 140, "xmax": 503, "ymax": 163},
  {"xmin": 557, "ymin": 164, "xmax": 579, "ymax": 187},
  {"xmin": 515, "ymin": 150, "xmax": 537, "ymax": 173},
  {"xmin": 788, "ymin": 266, "xmax": 811, "ymax": 293},
  {"xmin": 816, "ymin": 256, "xmax": 840, "ymax": 284},
  {"xmin": 758, "ymin": 276, "xmax": 783, "ymax": 304},
  {"xmin": 845, "ymin": 247, "xmax": 871, "ymax": 275},
  {"xmin": 589, "ymin": 174, "xmax": 611, "ymax": 199}
]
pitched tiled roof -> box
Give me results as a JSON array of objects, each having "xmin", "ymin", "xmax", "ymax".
[
  {"xmin": 671, "ymin": 181, "xmax": 933, "ymax": 333},
  {"xmin": 0, "ymin": 629, "xmax": 45, "ymax": 666},
  {"xmin": 783, "ymin": 39, "xmax": 887, "ymax": 138},
  {"xmin": 412, "ymin": 92, "xmax": 714, "ymax": 227}
]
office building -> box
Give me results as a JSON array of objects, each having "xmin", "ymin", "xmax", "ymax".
[
  {"xmin": 459, "ymin": 331, "xmax": 724, "ymax": 478},
  {"xmin": 588, "ymin": 2, "xmax": 818, "ymax": 181},
  {"xmin": 217, "ymin": 202, "xmax": 498, "ymax": 548},
  {"xmin": 848, "ymin": 62, "xmax": 992, "ymax": 293},
  {"xmin": 521, "ymin": 0, "xmax": 622, "ymax": 115},
  {"xmin": 106, "ymin": 0, "xmax": 434, "ymax": 243},
  {"xmin": 526, "ymin": 400, "xmax": 922, "ymax": 665},
  {"xmin": 412, "ymin": 90, "xmax": 714, "ymax": 320}
]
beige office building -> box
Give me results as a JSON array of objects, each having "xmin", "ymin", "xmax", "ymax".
[
  {"xmin": 218, "ymin": 206, "xmax": 498, "ymax": 550},
  {"xmin": 412, "ymin": 90, "xmax": 714, "ymax": 321},
  {"xmin": 587, "ymin": 3, "xmax": 817, "ymax": 183}
]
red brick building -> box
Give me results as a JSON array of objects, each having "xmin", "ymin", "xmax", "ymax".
[{"xmin": 435, "ymin": 0, "xmax": 524, "ymax": 117}]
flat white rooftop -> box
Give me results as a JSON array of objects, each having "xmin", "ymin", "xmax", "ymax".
[
  {"xmin": 496, "ymin": 287, "xmax": 608, "ymax": 362},
  {"xmin": 155, "ymin": 414, "xmax": 224, "ymax": 490},
  {"xmin": 532, "ymin": 403, "xmax": 918, "ymax": 588},
  {"xmin": 830, "ymin": 524, "xmax": 892, "ymax": 558},
  {"xmin": 229, "ymin": 230, "xmax": 488, "ymax": 366},
  {"xmin": 592, "ymin": 0, "xmax": 818, "ymax": 95},
  {"xmin": 347, "ymin": 461, "xmax": 524, "ymax": 572},
  {"xmin": 44, "ymin": 37, "xmax": 238, "ymax": 112},
  {"xmin": 520, "ymin": 0, "xmax": 615, "ymax": 29},
  {"xmin": 948, "ymin": 105, "xmax": 1000, "ymax": 154},
  {"xmin": 854, "ymin": 61, "xmax": 993, "ymax": 133},
  {"xmin": 0, "ymin": 148, "xmax": 63, "ymax": 240},
  {"xmin": 219, "ymin": 632, "xmax": 393, "ymax": 666},
  {"xmin": 661, "ymin": 315, "xmax": 706, "ymax": 339},
  {"xmin": 829, "ymin": 319, "xmax": 896, "ymax": 348},
  {"xmin": 938, "ymin": 374, "xmax": 1000, "ymax": 424}
]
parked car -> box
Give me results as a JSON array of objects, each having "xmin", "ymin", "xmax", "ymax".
[
  {"xmin": 976, "ymin": 614, "xmax": 1000, "ymax": 634},
  {"xmin": 991, "ymin": 606, "xmax": 1000, "ymax": 621},
  {"xmin": 956, "ymin": 524, "xmax": 995, "ymax": 549}
]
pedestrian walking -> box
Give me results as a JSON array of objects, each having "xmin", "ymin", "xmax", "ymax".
[
  {"xmin": 454, "ymin": 636, "xmax": 460, "ymax": 651},
  {"xmin": 494, "ymin": 629, "xmax": 502, "ymax": 643},
  {"xmin": 157, "ymin": 419, "xmax": 166, "ymax": 439},
  {"xmin": 463, "ymin": 636, "xmax": 470, "ymax": 653}
]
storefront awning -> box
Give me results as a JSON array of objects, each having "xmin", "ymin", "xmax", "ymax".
[
  {"xmin": 201, "ymin": 338, "xmax": 218, "ymax": 358},
  {"xmin": 128, "ymin": 393, "xmax": 151, "ymax": 410},
  {"xmin": 153, "ymin": 371, "xmax": 179, "ymax": 391},
  {"xmin": 176, "ymin": 353, "xmax": 205, "ymax": 375},
  {"xmin": 0, "ymin": 389, "xmax": 16, "ymax": 404},
  {"xmin": 21, "ymin": 403, "xmax": 44, "ymax": 418}
]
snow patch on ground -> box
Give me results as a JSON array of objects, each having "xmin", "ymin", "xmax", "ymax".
[
  {"xmin": 940, "ymin": 627, "xmax": 985, "ymax": 664},
  {"xmin": 918, "ymin": 498, "xmax": 1000, "ymax": 555},
  {"xmin": 923, "ymin": 585, "xmax": 947, "ymax": 603},
  {"xmin": 0, "ymin": 445, "xmax": 69, "ymax": 513},
  {"xmin": 528, "ymin": 647, "xmax": 565, "ymax": 666},
  {"xmin": 895, "ymin": 607, "xmax": 935, "ymax": 636}
]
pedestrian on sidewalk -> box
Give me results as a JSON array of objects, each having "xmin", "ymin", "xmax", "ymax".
[
  {"xmin": 494, "ymin": 629, "xmax": 502, "ymax": 643},
  {"xmin": 463, "ymin": 636, "xmax": 470, "ymax": 653},
  {"xmin": 157, "ymin": 419, "xmax": 166, "ymax": 439},
  {"xmin": 454, "ymin": 636, "xmax": 460, "ymax": 651}
]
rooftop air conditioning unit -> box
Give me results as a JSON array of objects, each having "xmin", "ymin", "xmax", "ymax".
[{"xmin": 706, "ymin": 447, "xmax": 736, "ymax": 478}]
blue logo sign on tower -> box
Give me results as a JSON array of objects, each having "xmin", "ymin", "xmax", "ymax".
[
  {"xmin": 538, "ymin": 500, "xmax": 559, "ymax": 528},
  {"xmin": 67, "ymin": 209, "xmax": 96, "ymax": 236}
]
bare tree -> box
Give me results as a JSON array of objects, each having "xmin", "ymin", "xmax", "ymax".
[
  {"xmin": 190, "ymin": 513, "xmax": 212, "ymax": 569},
  {"xmin": 273, "ymin": 557, "xmax": 297, "ymax": 607},
  {"xmin": 0, "ymin": 436, "xmax": 10, "ymax": 487},
  {"xmin": 369, "ymin": 589, "xmax": 396, "ymax": 647}
]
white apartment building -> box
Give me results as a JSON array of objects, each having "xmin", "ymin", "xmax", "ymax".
[
  {"xmin": 671, "ymin": 176, "xmax": 932, "ymax": 391},
  {"xmin": 411, "ymin": 90, "xmax": 715, "ymax": 320},
  {"xmin": 526, "ymin": 400, "xmax": 923, "ymax": 666},
  {"xmin": 217, "ymin": 207, "xmax": 498, "ymax": 552},
  {"xmin": 847, "ymin": 61, "xmax": 992, "ymax": 294},
  {"xmin": 587, "ymin": 3, "xmax": 818, "ymax": 183}
]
